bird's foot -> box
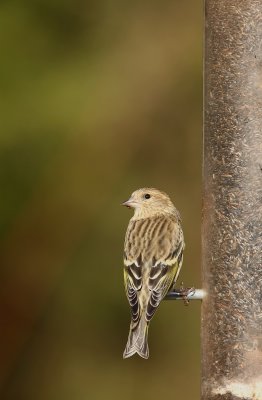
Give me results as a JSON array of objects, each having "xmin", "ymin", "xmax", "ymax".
[{"xmin": 178, "ymin": 282, "xmax": 195, "ymax": 306}]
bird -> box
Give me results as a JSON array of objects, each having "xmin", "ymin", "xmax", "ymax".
[{"xmin": 122, "ymin": 188, "xmax": 185, "ymax": 359}]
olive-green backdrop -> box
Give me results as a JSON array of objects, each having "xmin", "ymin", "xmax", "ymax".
[{"xmin": 0, "ymin": 1, "xmax": 202, "ymax": 399}]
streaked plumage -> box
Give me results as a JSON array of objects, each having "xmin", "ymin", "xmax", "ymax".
[{"xmin": 122, "ymin": 188, "xmax": 185, "ymax": 359}]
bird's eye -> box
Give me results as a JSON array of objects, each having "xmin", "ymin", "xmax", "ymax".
[{"xmin": 144, "ymin": 193, "xmax": 151, "ymax": 199}]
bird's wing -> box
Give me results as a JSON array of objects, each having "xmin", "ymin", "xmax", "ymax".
[
  {"xmin": 123, "ymin": 219, "xmax": 146, "ymax": 324},
  {"xmin": 146, "ymin": 225, "xmax": 185, "ymax": 322},
  {"xmin": 124, "ymin": 258, "xmax": 142, "ymax": 324},
  {"xmin": 145, "ymin": 261, "xmax": 177, "ymax": 322}
]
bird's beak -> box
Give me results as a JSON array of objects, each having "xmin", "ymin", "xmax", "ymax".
[{"xmin": 121, "ymin": 198, "xmax": 138, "ymax": 208}]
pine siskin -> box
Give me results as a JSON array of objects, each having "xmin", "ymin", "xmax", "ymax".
[{"xmin": 122, "ymin": 188, "xmax": 185, "ymax": 359}]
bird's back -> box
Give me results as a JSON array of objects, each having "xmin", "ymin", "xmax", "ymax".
[{"xmin": 124, "ymin": 214, "xmax": 183, "ymax": 266}]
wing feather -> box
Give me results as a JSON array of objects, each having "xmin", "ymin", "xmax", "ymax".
[
  {"xmin": 124, "ymin": 260, "xmax": 142, "ymax": 324},
  {"xmin": 146, "ymin": 261, "xmax": 179, "ymax": 321},
  {"xmin": 146, "ymin": 224, "xmax": 185, "ymax": 321}
]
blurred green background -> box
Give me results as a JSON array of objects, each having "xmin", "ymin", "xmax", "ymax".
[{"xmin": 0, "ymin": 0, "xmax": 202, "ymax": 399}]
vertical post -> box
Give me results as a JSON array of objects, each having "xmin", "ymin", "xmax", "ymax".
[{"xmin": 202, "ymin": 1, "xmax": 262, "ymax": 400}]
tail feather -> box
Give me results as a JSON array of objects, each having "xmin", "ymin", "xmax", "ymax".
[{"xmin": 123, "ymin": 319, "xmax": 149, "ymax": 359}]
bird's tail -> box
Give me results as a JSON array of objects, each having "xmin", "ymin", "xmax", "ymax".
[{"xmin": 123, "ymin": 318, "xmax": 149, "ymax": 359}]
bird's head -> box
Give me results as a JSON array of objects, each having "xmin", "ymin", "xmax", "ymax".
[{"xmin": 122, "ymin": 188, "xmax": 178, "ymax": 219}]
